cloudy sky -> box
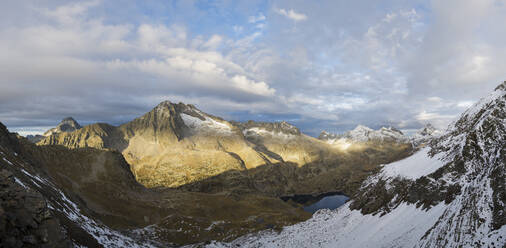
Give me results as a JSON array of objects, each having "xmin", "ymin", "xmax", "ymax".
[{"xmin": 1, "ymin": 0, "xmax": 505, "ymax": 136}]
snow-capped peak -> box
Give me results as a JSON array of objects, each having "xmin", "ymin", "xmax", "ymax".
[
  {"xmin": 319, "ymin": 125, "xmax": 409, "ymax": 144},
  {"xmin": 411, "ymin": 123, "xmax": 442, "ymax": 147}
]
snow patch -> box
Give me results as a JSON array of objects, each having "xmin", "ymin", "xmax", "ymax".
[
  {"xmin": 205, "ymin": 221, "xmax": 225, "ymax": 231},
  {"xmin": 2, "ymin": 157, "xmax": 13, "ymax": 165},
  {"xmin": 14, "ymin": 177, "xmax": 28, "ymax": 188},
  {"xmin": 181, "ymin": 113, "xmax": 232, "ymax": 134},
  {"xmin": 243, "ymin": 127, "xmax": 294, "ymax": 139}
]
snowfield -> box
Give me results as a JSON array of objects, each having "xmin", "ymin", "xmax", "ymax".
[
  {"xmin": 380, "ymin": 147, "xmax": 445, "ymax": 180},
  {"xmin": 207, "ymin": 202, "xmax": 446, "ymax": 248},
  {"xmin": 180, "ymin": 113, "xmax": 233, "ymax": 134}
]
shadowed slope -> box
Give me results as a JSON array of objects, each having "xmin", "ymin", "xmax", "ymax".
[{"xmin": 2, "ymin": 122, "xmax": 310, "ymax": 246}]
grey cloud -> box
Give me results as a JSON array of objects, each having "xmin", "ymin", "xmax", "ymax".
[{"xmin": 1, "ymin": 0, "xmax": 504, "ymax": 137}]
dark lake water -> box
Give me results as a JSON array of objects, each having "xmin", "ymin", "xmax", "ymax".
[
  {"xmin": 302, "ymin": 194, "xmax": 349, "ymax": 213},
  {"xmin": 281, "ymin": 192, "xmax": 350, "ymax": 213}
]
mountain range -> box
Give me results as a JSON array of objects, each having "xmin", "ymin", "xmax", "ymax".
[
  {"xmin": 0, "ymin": 82, "xmax": 504, "ymax": 247},
  {"xmin": 36, "ymin": 101, "xmax": 419, "ymax": 197}
]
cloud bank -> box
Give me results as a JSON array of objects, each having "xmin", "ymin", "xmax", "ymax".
[{"xmin": 1, "ymin": 0, "xmax": 505, "ymax": 136}]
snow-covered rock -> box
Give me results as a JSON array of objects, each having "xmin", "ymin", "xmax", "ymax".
[
  {"xmin": 235, "ymin": 120, "xmax": 301, "ymax": 140},
  {"xmin": 319, "ymin": 125, "xmax": 409, "ymax": 144},
  {"xmin": 411, "ymin": 123, "xmax": 442, "ymax": 147},
  {"xmin": 180, "ymin": 112, "xmax": 232, "ymax": 134},
  {"xmin": 209, "ymin": 81, "xmax": 506, "ymax": 248}
]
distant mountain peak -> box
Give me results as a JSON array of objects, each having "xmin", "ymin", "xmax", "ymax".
[
  {"xmin": 410, "ymin": 123, "xmax": 441, "ymax": 147},
  {"xmin": 319, "ymin": 125, "xmax": 408, "ymax": 144},
  {"xmin": 353, "ymin": 124, "xmax": 373, "ymax": 132},
  {"xmin": 62, "ymin": 116, "xmax": 77, "ymax": 122},
  {"xmin": 318, "ymin": 130, "xmax": 332, "ymax": 139},
  {"xmin": 418, "ymin": 123, "xmax": 438, "ymax": 136},
  {"xmin": 43, "ymin": 117, "xmax": 81, "ymax": 136},
  {"xmin": 128, "ymin": 100, "xmax": 234, "ymax": 140}
]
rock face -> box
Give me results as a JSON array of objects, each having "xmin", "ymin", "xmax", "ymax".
[
  {"xmin": 212, "ymin": 81, "xmax": 506, "ymax": 248},
  {"xmin": 38, "ymin": 102, "xmax": 413, "ymax": 197},
  {"xmin": 43, "ymin": 117, "xmax": 81, "ymax": 136},
  {"xmin": 0, "ymin": 169, "xmax": 68, "ymax": 248}
]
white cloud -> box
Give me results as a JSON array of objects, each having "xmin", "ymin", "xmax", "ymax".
[
  {"xmin": 231, "ymin": 75, "xmax": 275, "ymax": 96},
  {"xmin": 0, "ymin": 1, "xmax": 279, "ymax": 129},
  {"xmin": 274, "ymin": 8, "xmax": 307, "ymax": 22},
  {"xmin": 202, "ymin": 35, "xmax": 223, "ymax": 50},
  {"xmin": 248, "ymin": 13, "xmax": 266, "ymax": 23},
  {"xmin": 40, "ymin": 0, "xmax": 101, "ymax": 26}
]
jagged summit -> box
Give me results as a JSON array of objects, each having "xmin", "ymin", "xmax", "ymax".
[
  {"xmin": 411, "ymin": 123, "xmax": 441, "ymax": 147},
  {"xmin": 319, "ymin": 125, "xmax": 408, "ymax": 144},
  {"xmin": 417, "ymin": 123, "xmax": 437, "ymax": 136},
  {"xmin": 43, "ymin": 116, "xmax": 81, "ymax": 136},
  {"xmin": 132, "ymin": 100, "xmax": 233, "ymax": 138},
  {"xmin": 59, "ymin": 117, "xmax": 80, "ymax": 129}
]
